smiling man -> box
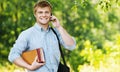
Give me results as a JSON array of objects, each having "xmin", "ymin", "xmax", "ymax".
[{"xmin": 8, "ymin": 0, "xmax": 76, "ymax": 72}]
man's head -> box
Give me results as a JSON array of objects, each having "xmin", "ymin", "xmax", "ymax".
[
  {"xmin": 33, "ymin": 0, "xmax": 52, "ymax": 25},
  {"xmin": 33, "ymin": 0, "xmax": 52, "ymax": 15}
]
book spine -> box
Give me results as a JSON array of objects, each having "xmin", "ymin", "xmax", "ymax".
[{"xmin": 36, "ymin": 48, "xmax": 41, "ymax": 63}]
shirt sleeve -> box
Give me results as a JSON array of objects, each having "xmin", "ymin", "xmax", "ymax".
[
  {"xmin": 54, "ymin": 28, "xmax": 76, "ymax": 50},
  {"xmin": 8, "ymin": 31, "xmax": 29, "ymax": 63}
]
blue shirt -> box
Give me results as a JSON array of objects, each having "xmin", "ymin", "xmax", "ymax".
[{"xmin": 8, "ymin": 23, "xmax": 76, "ymax": 72}]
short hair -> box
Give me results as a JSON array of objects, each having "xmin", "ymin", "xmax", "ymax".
[{"xmin": 33, "ymin": 0, "xmax": 52, "ymax": 14}]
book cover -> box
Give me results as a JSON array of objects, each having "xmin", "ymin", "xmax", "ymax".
[{"xmin": 21, "ymin": 48, "xmax": 45, "ymax": 65}]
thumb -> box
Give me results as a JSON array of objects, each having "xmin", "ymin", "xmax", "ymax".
[{"xmin": 34, "ymin": 56, "xmax": 38, "ymax": 62}]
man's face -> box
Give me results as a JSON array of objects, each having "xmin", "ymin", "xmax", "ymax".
[{"xmin": 34, "ymin": 7, "xmax": 51, "ymax": 25}]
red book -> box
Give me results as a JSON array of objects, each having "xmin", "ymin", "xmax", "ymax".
[{"xmin": 21, "ymin": 48, "xmax": 45, "ymax": 65}]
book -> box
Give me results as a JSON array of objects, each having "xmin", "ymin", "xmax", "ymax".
[{"xmin": 21, "ymin": 48, "xmax": 45, "ymax": 65}]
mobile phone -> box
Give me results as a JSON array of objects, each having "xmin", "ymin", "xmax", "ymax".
[
  {"xmin": 50, "ymin": 13, "xmax": 53, "ymax": 21},
  {"xmin": 50, "ymin": 14, "xmax": 56, "ymax": 21}
]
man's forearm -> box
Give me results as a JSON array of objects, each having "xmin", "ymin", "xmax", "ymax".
[
  {"xmin": 56, "ymin": 26, "xmax": 75, "ymax": 46},
  {"xmin": 13, "ymin": 57, "xmax": 31, "ymax": 70},
  {"xmin": 13, "ymin": 57, "xmax": 45, "ymax": 71}
]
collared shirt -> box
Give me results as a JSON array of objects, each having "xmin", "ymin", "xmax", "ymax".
[{"xmin": 8, "ymin": 23, "xmax": 76, "ymax": 72}]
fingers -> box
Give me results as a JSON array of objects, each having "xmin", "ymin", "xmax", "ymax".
[
  {"xmin": 50, "ymin": 16, "xmax": 56, "ymax": 21},
  {"xmin": 32, "ymin": 56, "xmax": 38, "ymax": 63},
  {"xmin": 30, "ymin": 56, "xmax": 45, "ymax": 70}
]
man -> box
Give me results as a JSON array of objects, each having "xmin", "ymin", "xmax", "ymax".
[{"xmin": 8, "ymin": 0, "xmax": 76, "ymax": 72}]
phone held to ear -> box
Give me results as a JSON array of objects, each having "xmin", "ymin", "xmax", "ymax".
[
  {"xmin": 50, "ymin": 17, "xmax": 55, "ymax": 21},
  {"xmin": 50, "ymin": 14, "xmax": 56, "ymax": 21}
]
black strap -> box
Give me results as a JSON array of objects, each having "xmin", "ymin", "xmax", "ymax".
[{"xmin": 51, "ymin": 27, "xmax": 67, "ymax": 66}]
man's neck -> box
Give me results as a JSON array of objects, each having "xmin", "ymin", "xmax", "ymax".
[{"xmin": 37, "ymin": 22, "xmax": 49, "ymax": 30}]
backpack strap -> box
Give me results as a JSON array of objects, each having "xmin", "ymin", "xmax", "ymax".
[{"xmin": 51, "ymin": 27, "xmax": 67, "ymax": 66}]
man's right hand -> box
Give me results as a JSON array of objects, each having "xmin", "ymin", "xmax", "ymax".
[{"xmin": 28, "ymin": 56, "xmax": 45, "ymax": 71}]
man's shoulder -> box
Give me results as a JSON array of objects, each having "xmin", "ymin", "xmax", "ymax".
[
  {"xmin": 24, "ymin": 26, "xmax": 34, "ymax": 32},
  {"xmin": 20, "ymin": 26, "xmax": 35, "ymax": 36}
]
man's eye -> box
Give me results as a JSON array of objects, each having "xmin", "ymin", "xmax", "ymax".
[
  {"xmin": 45, "ymin": 12, "xmax": 49, "ymax": 14},
  {"xmin": 37, "ymin": 11, "xmax": 43, "ymax": 14},
  {"xmin": 38, "ymin": 12, "xmax": 43, "ymax": 14}
]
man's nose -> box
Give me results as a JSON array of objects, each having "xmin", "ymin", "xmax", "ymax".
[{"xmin": 42, "ymin": 13, "xmax": 46, "ymax": 16}]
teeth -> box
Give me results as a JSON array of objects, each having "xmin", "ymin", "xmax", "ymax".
[{"xmin": 41, "ymin": 18, "xmax": 47, "ymax": 20}]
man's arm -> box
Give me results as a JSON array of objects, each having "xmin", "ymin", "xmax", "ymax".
[
  {"xmin": 56, "ymin": 26, "xmax": 75, "ymax": 46},
  {"xmin": 51, "ymin": 16, "xmax": 75, "ymax": 47},
  {"xmin": 8, "ymin": 31, "xmax": 45, "ymax": 71},
  {"xmin": 13, "ymin": 57, "xmax": 45, "ymax": 71}
]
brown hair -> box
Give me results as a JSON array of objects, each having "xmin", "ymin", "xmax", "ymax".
[{"xmin": 33, "ymin": 0, "xmax": 52, "ymax": 14}]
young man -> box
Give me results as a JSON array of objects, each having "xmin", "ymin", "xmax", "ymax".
[{"xmin": 8, "ymin": 0, "xmax": 76, "ymax": 72}]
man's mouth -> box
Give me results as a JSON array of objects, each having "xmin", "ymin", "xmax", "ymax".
[{"xmin": 40, "ymin": 18, "xmax": 48, "ymax": 20}]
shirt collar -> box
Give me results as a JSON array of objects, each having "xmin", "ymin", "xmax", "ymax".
[{"xmin": 34, "ymin": 23, "xmax": 51, "ymax": 32}]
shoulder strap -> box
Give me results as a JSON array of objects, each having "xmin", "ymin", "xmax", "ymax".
[{"xmin": 51, "ymin": 27, "xmax": 67, "ymax": 66}]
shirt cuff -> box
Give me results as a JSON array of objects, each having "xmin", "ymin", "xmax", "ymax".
[{"xmin": 8, "ymin": 49, "xmax": 21, "ymax": 63}]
